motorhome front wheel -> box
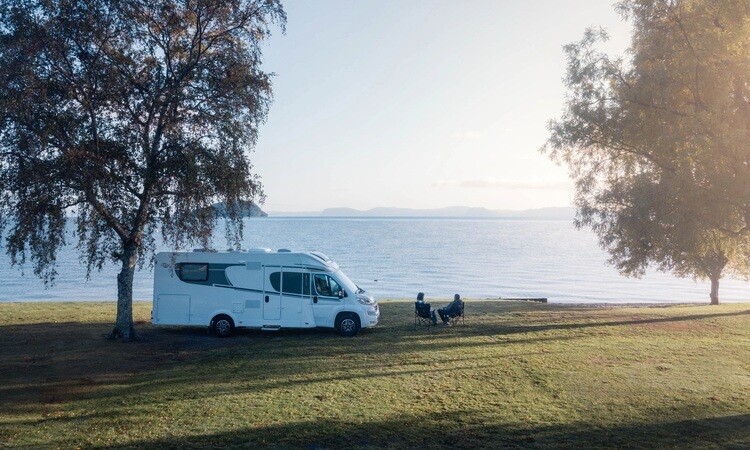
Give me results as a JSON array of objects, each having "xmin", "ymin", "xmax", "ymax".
[{"xmin": 336, "ymin": 313, "xmax": 361, "ymax": 337}]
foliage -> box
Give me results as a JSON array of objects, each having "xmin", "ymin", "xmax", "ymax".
[
  {"xmin": 0, "ymin": 300, "xmax": 748, "ymax": 448},
  {"xmin": 0, "ymin": 0, "xmax": 285, "ymax": 338},
  {"xmin": 545, "ymin": 0, "xmax": 750, "ymax": 303}
]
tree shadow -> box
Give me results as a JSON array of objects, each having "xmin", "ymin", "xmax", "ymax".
[
  {"xmin": 99, "ymin": 410, "xmax": 750, "ymax": 449},
  {"xmin": 403, "ymin": 309, "xmax": 750, "ymax": 340},
  {"xmin": 0, "ymin": 317, "xmax": 566, "ymax": 414}
]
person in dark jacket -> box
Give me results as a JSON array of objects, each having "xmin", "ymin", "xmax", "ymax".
[
  {"xmin": 416, "ymin": 292, "xmax": 438, "ymax": 325},
  {"xmin": 438, "ymin": 294, "xmax": 464, "ymax": 324}
]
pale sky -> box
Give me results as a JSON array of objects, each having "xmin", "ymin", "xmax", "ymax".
[{"xmin": 254, "ymin": 0, "xmax": 632, "ymax": 212}]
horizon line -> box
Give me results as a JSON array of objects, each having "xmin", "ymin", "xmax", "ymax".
[{"xmin": 265, "ymin": 205, "xmax": 574, "ymax": 214}]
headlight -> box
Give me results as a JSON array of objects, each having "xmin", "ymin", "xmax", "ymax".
[{"xmin": 357, "ymin": 297, "xmax": 375, "ymax": 305}]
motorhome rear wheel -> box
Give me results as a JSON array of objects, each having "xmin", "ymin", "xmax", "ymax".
[{"xmin": 212, "ymin": 315, "xmax": 234, "ymax": 338}]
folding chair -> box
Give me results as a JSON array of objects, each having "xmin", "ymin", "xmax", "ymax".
[
  {"xmin": 414, "ymin": 302, "xmax": 435, "ymax": 326},
  {"xmin": 446, "ymin": 302, "xmax": 465, "ymax": 326}
]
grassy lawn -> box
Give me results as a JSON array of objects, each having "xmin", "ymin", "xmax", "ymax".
[{"xmin": 0, "ymin": 300, "xmax": 748, "ymax": 449}]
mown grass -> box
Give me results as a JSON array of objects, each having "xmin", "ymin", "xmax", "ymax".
[{"xmin": 0, "ymin": 300, "xmax": 748, "ymax": 449}]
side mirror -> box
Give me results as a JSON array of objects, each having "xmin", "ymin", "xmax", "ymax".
[{"xmin": 338, "ymin": 290, "xmax": 346, "ymax": 299}]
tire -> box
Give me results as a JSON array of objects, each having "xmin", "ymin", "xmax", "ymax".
[
  {"xmin": 212, "ymin": 315, "xmax": 234, "ymax": 338},
  {"xmin": 336, "ymin": 313, "xmax": 361, "ymax": 337}
]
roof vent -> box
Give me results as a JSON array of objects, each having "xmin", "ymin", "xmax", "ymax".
[
  {"xmin": 277, "ymin": 248, "xmax": 292, "ymax": 253},
  {"xmin": 248, "ymin": 247, "xmax": 272, "ymax": 253}
]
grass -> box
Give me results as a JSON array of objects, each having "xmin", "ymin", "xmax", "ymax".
[{"xmin": 0, "ymin": 300, "xmax": 749, "ymax": 449}]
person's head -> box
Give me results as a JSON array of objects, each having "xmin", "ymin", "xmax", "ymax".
[
  {"xmin": 454, "ymin": 294, "xmax": 461, "ymax": 301},
  {"xmin": 417, "ymin": 292, "xmax": 424, "ymax": 302}
]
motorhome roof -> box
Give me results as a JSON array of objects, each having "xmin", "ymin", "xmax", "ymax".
[{"xmin": 158, "ymin": 249, "xmax": 340, "ymax": 271}]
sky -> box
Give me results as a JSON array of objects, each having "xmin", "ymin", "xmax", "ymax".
[{"xmin": 253, "ymin": 0, "xmax": 633, "ymax": 213}]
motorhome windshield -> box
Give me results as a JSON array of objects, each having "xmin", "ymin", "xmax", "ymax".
[{"xmin": 335, "ymin": 270, "xmax": 359, "ymax": 294}]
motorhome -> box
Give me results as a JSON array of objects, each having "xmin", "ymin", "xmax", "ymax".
[{"xmin": 152, "ymin": 249, "xmax": 379, "ymax": 337}]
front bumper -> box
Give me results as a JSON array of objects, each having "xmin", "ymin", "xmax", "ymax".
[{"xmin": 364, "ymin": 303, "xmax": 380, "ymax": 326}]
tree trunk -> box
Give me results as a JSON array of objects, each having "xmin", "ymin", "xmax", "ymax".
[
  {"xmin": 709, "ymin": 275, "xmax": 720, "ymax": 305},
  {"xmin": 110, "ymin": 242, "xmax": 139, "ymax": 341}
]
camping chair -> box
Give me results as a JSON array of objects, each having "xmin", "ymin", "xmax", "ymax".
[
  {"xmin": 414, "ymin": 302, "xmax": 434, "ymax": 326},
  {"xmin": 446, "ymin": 302, "xmax": 465, "ymax": 326}
]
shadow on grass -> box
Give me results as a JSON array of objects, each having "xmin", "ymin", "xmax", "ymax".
[
  {"xmin": 0, "ymin": 335, "xmax": 557, "ymax": 422},
  {"xmin": 102, "ymin": 410, "xmax": 750, "ymax": 449},
  {"xmin": 403, "ymin": 309, "xmax": 750, "ymax": 340},
  {"xmin": 1, "ymin": 305, "xmax": 748, "ymax": 415}
]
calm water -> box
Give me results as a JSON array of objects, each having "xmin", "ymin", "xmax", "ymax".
[{"xmin": 0, "ymin": 218, "xmax": 748, "ymax": 303}]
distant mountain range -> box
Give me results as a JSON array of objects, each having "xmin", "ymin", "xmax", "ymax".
[{"xmin": 268, "ymin": 206, "xmax": 575, "ymax": 219}]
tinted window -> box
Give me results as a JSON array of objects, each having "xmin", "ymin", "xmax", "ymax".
[
  {"xmin": 269, "ymin": 272, "xmax": 281, "ymax": 292},
  {"xmin": 178, "ymin": 263, "xmax": 208, "ymax": 282},
  {"xmin": 282, "ymin": 272, "xmax": 303, "ymax": 295}
]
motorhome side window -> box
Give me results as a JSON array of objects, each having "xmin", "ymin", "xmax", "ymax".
[
  {"xmin": 269, "ymin": 272, "xmax": 281, "ymax": 292},
  {"xmin": 314, "ymin": 274, "xmax": 342, "ymax": 297},
  {"xmin": 271, "ymin": 272, "xmax": 312, "ymax": 295},
  {"xmin": 178, "ymin": 263, "xmax": 208, "ymax": 282},
  {"xmin": 282, "ymin": 272, "xmax": 303, "ymax": 295}
]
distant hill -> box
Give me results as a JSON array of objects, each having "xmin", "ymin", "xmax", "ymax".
[
  {"xmin": 320, "ymin": 206, "xmax": 504, "ymax": 217},
  {"xmin": 269, "ymin": 206, "xmax": 575, "ymax": 219},
  {"xmin": 208, "ymin": 200, "xmax": 267, "ymax": 218}
]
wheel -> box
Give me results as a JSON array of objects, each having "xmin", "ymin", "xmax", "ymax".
[
  {"xmin": 212, "ymin": 315, "xmax": 234, "ymax": 338},
  {"xmin": 336, "ymin": 313, "xmax": 360, "ymax": 337}
]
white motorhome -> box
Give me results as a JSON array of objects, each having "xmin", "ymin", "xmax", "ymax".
[{"xmin": 152, "ymin": 249, "xmax": 379, "ymax": 337}]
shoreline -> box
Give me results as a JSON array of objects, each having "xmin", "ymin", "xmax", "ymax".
[{"xmin": 1, "ymin": 298, "xmax": 748, "ymax": 307}]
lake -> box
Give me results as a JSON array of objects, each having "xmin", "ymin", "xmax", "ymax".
[{"xmin": 0, "ymin": 218, "xmax": 748, "ymax": 303}]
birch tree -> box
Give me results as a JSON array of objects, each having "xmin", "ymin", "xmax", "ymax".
[{"xmin": 0, "ymin": 0, "xmax": 285, "ymax": 339}]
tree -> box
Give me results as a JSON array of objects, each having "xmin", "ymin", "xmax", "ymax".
[
  {"xmin": 0, "ymin": 0, "xmax": 286, "ymax": 339},
  {"xmin": 544, "ymin": 0, "xmax": 750, "ymax": 304}
]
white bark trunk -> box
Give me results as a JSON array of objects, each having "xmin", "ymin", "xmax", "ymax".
[{"xmin": 110, "ymin": 244, "xmax": 138, "ymax": 341}]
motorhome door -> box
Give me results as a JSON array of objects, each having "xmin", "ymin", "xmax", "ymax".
[
  {"xmin": 312, "ymin": 273, "xmax": 343, "ymax": 327},
  {"xmin": 263, "ymin": 267, "xmax": 282, "ymax": 320}
]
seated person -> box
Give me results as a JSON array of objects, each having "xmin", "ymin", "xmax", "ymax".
[
  {"xmin": 315, "ymin": 276, "xmax": 332, "ymax": 296},
  {"xmin": 438, "ymin": 294, "xmax": 464, "ymax": 324},
  {"xmin": 416, "ymin": 292, "xmax": 437, "ymax": 325}
]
